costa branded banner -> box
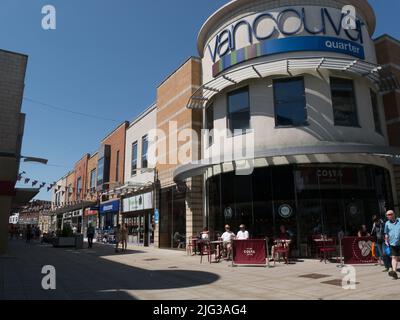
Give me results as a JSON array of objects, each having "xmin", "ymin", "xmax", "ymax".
[
  {"xmin": 342, "ymin": 236, "xmax": 377, "ymax": 264},
  {"xmin": 232, "ymin": 239, "xmax": 267, "ymax": 265}
]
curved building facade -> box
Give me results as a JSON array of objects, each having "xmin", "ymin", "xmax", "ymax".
[{"xmin": 174, "ymin": 0, "xmax": 399, "ymax": 255}]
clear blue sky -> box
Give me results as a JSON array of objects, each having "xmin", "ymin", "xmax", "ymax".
[{"xmin": 1, "ymin": 0, "xmax": 398, "ymax": 201}]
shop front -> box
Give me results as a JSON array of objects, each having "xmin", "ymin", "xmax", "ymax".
[
  {"xmin": 207, "ymin": 163, "xmax": 394, "ymax": 257},
  {"xmin": 122, "ymin": 191, "xmax": 154, "ymax": 246},
  {"xmin": 62, "ymin": 209, "xmax": 83, "ymax": 233},
  {"xmin": 83, "ymin": 207, "xmax": 99, "ymax": 237},
  {"xmin": 99, "ymin": 199, "xmax": 119, "ymax": 231}
]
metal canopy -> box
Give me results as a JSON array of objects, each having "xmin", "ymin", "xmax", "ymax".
[{"xmin": 187, "ymin": 57, "xmax": 391, "ymax": 109}]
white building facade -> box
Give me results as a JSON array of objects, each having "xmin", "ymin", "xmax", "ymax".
[
  {"xmin": 174, "ymin": 0, "xmax": 400, "ymax": 256},
  {"xmin": 122, "ymin": 103, "xmax": 157, "ymax": 246}
]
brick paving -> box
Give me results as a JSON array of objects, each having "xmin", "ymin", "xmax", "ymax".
[{"xmin": 0, "ymin": 239, "xmax": 399, "ymax": 300}]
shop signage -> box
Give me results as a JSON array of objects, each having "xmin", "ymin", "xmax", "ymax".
[
  {"xmin": 84, "ymin": 208, "xmax": 98, "ymax": 216},
  {"xmin": 122, "ymin": 192, "xmax": 153, "ymax": 213},
  {"xmin": 278, "ymin": 204, "xmax": 293, "ymax": 218},
  {"xmin": 212, "ymin": 36, "xmax": 364, "ymax": 76},
  {"xmin": 72, "ymin": 210, "xmax": 83, "ymax": 217},
  {"xmin": 154, "ymin": 208, "xmax": 159, "ymax": 224},
  {"xmin": 232, "ymin": 239, "xmax": 267, "ymax": 265},
  {"xmin": 343, "ymin": 237, "xmax": 376, "ymax": 264},
  {"xmin": 100, "ymin": 200, "xmax": 120, "ymax": 214},
  {"xmin": 208, "ymin": 7, "xmax": 364, "ymax": 63}
]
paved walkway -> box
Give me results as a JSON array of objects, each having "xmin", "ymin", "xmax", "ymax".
[{"xmin": 0, "ymin": 239, "xmax": 399, "ymax": 300}]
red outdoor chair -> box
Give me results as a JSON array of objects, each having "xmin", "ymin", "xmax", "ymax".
[
  {"xmin": 319, "ymin": 238, "xmax": 338, "ymax": 264},
  {"xmin": 273, "ymin": 239, "xmax": 291, "ymax": 265},
  {"xmin": 199, "ymin": 241, "xmax": 215, "ymax": 264}
]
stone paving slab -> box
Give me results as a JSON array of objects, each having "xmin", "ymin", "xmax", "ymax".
[{"xmin": 1, "ymin": 239, "xmax": 400, "ymax": 300}]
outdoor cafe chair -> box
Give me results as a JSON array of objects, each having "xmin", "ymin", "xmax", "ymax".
[
  {"xmin": 199, "ymin": 241, "xmax": 215, "ymax": 264},
  {"xmin": 186, "ymin": 236, "xmax": 198, "ymax": 255},
  {"xmin": 273, "ymin": 239, "xmax": 291, "ymax": 265},
  {"xmin": 319, "ymin": 237, "xmax": 338, "ymax": 264}
]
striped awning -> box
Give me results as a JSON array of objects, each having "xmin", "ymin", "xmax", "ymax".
[{"xmin": 187, "ymin": 57, "xmax": 396, "ymax": 109}]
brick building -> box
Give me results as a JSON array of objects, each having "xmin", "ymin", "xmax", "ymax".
[{"xmin": 0, "ymin": 49, "xmax": 36, "ymax": 254}]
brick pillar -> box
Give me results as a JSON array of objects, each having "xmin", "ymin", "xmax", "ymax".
[{"xmin": 186, "ymin": 176, "xmax": 204, "ymax": 239}]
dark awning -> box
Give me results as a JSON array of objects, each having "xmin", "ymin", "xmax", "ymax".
[{"xmin": 12, "ymin": 188, "xmax": 39, "ymax": 207}]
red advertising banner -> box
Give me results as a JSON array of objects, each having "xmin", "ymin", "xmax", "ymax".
[
  {"xmin": 0, "ymin": 181, "xmax": 16, "ymax": 196},
  {"xmin": 232, "ymin": 239, "xmax": 267, "ymax": 266},
  {"xmin": 342, "ymin": 237, "xmax": 377, "ymax": 264}
]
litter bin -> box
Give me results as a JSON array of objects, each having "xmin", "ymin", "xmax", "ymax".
[{"xmin": 75, "ymin": 234, "xmax": 84, "ymax": 250}]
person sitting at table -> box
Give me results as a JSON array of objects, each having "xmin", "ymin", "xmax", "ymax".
[
  {"xmin": 270, "ymin": 225, "xmax": 291, "ymax": 261},
  {"xmin": 236, "ymin": 224, "xmax": 249, "ymax": 240},
  {"xmin": 200, "ymin": 227, "xmax": 210, "ymax": 240},
  {"xmin": 358, "ymin": 224, "xmax": 371, "ymax": 237},
  {"xmin": 221, "ymin": 225, "xmax": 236, "ymax": 260}
]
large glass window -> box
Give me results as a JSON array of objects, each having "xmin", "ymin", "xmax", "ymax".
[
  {"xmin": 97, "ymin": 157, "xmax": 104, "ymax": 187},
  {"xmin": 227, "ymin": 87, "xmax": 250, "ymax": 132},
  {"xmin": 77, "ymin": 177, "xmax": 82, "ymax": 199},
  {"xmin": 273, "ymin": 77, "xmax": 308, "ymax": 127},
  {"xmin": 90, "ymin": 169, "xmax": 96, "ymax": 190},
  {"xmin": 131, "ymin": 142, "xmax": 138, "ymax": 176},
  {"xmin": 206, "ymin": 104, "xmax": 214, "ymax": 146},
  {"xmin": 370, "ymin": 90, "xmax": 382, "ymax": 134},
  {"xmin": 141, "ymin": 135, "xmax": 148, "ymax": 169},
  {"xmin": 331, "ymin": 77, "xmax": 358, "ymax": 127},
  {"xmin": 116, "ymin": 150, "xmax": 120, "ymax": 182}
]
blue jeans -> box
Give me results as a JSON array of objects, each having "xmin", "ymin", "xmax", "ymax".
[{"xmin": 376, "ymin": 242, "xmax": 391, "ymax": 269}]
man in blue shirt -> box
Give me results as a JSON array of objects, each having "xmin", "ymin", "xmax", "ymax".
[{"xmin": 384, "ymin": 210, "xmax": 400, "ymax": 279}]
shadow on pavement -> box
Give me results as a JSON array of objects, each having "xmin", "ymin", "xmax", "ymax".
[{"xmin": 3, "ymin": 240, "xmax": 220, "ymax": 300}]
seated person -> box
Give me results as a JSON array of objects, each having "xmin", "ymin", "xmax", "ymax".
[
  {"xmin": 173, "ymin": 232, "xmax": 186, "ymax": 248},
  {"xmin": 221, "ymin": 225, "xmax": 236, "ymax": 260},
  {"xmin": 358, "ymin": 224, "xmax": 371, "ymax": 237},
  {"xmin": 271, "ymin": 225, "xmax": 291, "ymax": 260},
  {"xmin": 197, "ymin": 227, "xmax": 210, "ymax": 252},
  {"xmin": 200, "ymin": 227, "xmax": 210, "ymax": 241},
  {"xmin": 236, "ymin": 224, "xmax": 249, "ymax": 240}
]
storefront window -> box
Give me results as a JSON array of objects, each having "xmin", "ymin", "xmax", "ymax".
[
  {"xmin": 331, "ymin": 77, "xmax": 359, "ymax": 127},
  {"xmin": 273, "ymin": 77, "xmax": 307, "ymax": 127},
  {"xmin": 207, "ymin": 164, "xmax": 393, "ymax": 257},
  {"xmin": 370, "ymin": 90, "xmax": 382, "ymax": 134},
  {"xmin": 227, "ymin": 86, "xmax": 250, "ymax": 132}
]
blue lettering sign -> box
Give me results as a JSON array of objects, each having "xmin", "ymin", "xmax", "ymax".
[
  {"xmin": 208, "ymin": 7, "xmax": 365, "ymax": 63},
  {"xmin": 212, "ymin": 36, "xmax": 365, "ymax": 77}
]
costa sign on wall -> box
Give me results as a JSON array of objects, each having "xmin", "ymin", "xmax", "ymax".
[{"xmin": 206, "ymin": 7, "xmax": 367, "ymax": 76}]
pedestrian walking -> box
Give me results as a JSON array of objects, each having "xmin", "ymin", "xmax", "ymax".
[
  {"xmin": 115, "ymin": 224, "xmax": 122, "ymax": 253},
  {"xmin": 121, "ymin": 223, "xmax": 128, "ymax": 253},
  {"xmin": 371, "ymin": 215, "xmax": 391, "ymax": 272},
  {"xmin": 26, "ymin": 225, "xmax": 32, "ymax": 243},
  {"xmin": 384, "ymin": 210, "xmax": 400, "ymax": 279},
  {"xmin": 87, "ymin": 223, "xmax": 95, "ymax": 249}
]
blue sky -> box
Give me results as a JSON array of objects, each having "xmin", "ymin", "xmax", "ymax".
[{"xmin": 1, "ymin": 0, "xmax": 398, "ymax": 200}]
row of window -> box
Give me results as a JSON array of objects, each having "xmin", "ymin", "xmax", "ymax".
[
  {"xmin": 206, "ymin": 77, "xmax": 382, "ymax": 138},
  {"xmin": 131, "ymin": 135, "xmax": 149, "ymax": 177}
]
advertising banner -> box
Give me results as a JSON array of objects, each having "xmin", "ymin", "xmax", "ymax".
[
  {"xmin": 342, "ymin": 237, "xmax": 377, "ymax": 264},
  {"xmin": 232, "ymin": 239, "xmax": 267, "ymax": 266},
  {"xmin": 122, "ymin": 192, "xmax": 153, "ymax": 213}
]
